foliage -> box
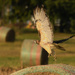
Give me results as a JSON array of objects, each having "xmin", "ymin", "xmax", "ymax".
[
  {"xmin": 0, "ymin": 0, "xmax": 75, "ymax": 33},
  {"xmin": 44, "ymin": 0, "xmax": 75, "ymax": 32}
]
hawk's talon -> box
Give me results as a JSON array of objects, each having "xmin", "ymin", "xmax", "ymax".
[
  {"xmin": 53, "ymin": 56, "xmax": 57, "ymax": 61},
  {"xmin": 33, "ymin": 40, "xmax": 37, "ymax": 43},
  {"xmin": 48, "ymin": 53, "xmax": 52, "ymax": 57},
  {"xmin": 48, "ymin": 54, "xmax": 50, "ymax": 57},
  {"xmin": 34, "ymin": 40, "xmax": 40, "ymax": 44}
]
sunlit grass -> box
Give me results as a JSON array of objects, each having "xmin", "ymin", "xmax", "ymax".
[
  {"xmin": 49, "ymin": 56, "xmax": 75, "ymax": 66},
  {"xmin": 0, "ymin": 33, "xmax": 75, "ymax": 68}
]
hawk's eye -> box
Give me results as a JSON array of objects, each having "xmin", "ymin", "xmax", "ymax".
[
  {"xmin": 35, "ymin": 19, "xmax": 41, "ymax": 23},
  {"xmin": 35, "ymin": 20, "xmax": 38, "ymax": 23}
]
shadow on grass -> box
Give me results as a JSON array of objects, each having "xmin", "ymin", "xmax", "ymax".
[{"xmin": 66, "ymin": 51, "xmax": 75, "ymax": 54}]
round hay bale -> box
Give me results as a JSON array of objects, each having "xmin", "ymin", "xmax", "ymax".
[
  {"xmin": 10, "ymin": 64, "xmax": 75, "ymax": 75},
  {"xmin": 0, "ymin": 26, "xmax": 15, "ymax": 42},
  {"xmin": 21, "ymin": 39, "xmax": 48, "ymax": 67}
]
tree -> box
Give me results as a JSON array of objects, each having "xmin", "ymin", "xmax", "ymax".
[
  {"xmin": 45, "ymin": 0, "xmax": 75, "ymax": 32},
  {"xmin": 0, "ymin": 0, "xmax": 75, "ymax": 32},
  {"xmin": 0, "ymin": 0, "xmax": 12, "ymax": 25}
]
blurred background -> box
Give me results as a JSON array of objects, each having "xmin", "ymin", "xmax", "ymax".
[
  {"xmin": 0, "ymin": 0, "xmax": 75, "ymax": 74},
  {"xmin": 0, "ymin": 0, "xmax": 75, "ymax": 33}
]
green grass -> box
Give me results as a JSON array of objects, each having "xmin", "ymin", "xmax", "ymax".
[
  {"xmin": 49, "ymin": 56, "xmax": 75, "ymax": 66},
  {"xmin": 0, "ymin": 33, "xmax": 75, "ymax": 68},
  {"xmin": 0, "ymin": 57, "xmax": 20, "ymax": 68}
]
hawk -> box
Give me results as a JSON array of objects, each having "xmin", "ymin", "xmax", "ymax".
[{"xmin": 32, "ymin": 7, "xmax": 66, "ymax": 57}]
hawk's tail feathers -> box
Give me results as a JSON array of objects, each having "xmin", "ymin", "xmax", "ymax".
[
  {"xmin": 53, "ymin": 35, "xmax": 75, "ymax": 44},
  {"xmin": 53, "ymin": 43, "xmax": 66, "ymax": 51}
]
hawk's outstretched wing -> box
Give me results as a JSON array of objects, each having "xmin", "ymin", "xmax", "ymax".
[
  {"xmin": 33, "ymin": 7, "xmax": 54, "ymax": 54},
  {"xmin": 33, "ymin": 7, "xmax": 53, "ymax": 44}
]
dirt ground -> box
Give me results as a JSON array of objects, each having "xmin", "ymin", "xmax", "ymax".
[
  {"xmin": 0, "ymin": 67, "xmax": 60, "ymax": 75},
  {"xmin": 0, "ymin": 67, "xmax": 21, "ymax": 75}
]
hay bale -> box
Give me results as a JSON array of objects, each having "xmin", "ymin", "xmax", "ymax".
[
  {"xmin": 10, "ymin": 64, "xmax": 75, "ymax": 75},
  {"xmin": 21, "ymin": 39, "xmax": 48, "ymax": 67},
  {"xmin": 0, "ymin": 26, "xmax": 15, "ymax": 42}
]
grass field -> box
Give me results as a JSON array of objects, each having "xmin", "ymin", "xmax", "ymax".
[{"xmin": 0, "ymin": 33, "xmax": 75, "ymax": 68}]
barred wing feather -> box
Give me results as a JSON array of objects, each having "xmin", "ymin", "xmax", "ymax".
[{"xmin": 34, "ymin": 7, "xmax": 53, "ymax": 44}]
